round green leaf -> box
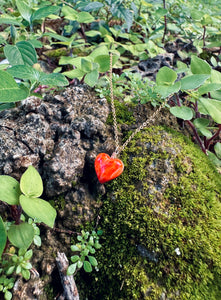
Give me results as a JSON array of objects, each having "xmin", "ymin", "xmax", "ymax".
[
  {"xmin": 8, "ymin": 223, "xmax": 34, "ymax": 249},
  {"xmin": 21, "ymin": 269, "xmax": 30, "ymax": 280},
  {"xmin": 170, "ymin": 106, "xmax": 193, "ymax": 120},
  {"xmin": 4, "ymin": 290, "xmax": 12, "ymax": 300},
  {"xmin": 190, "ymin": 56, "xmax": 211, "ymax": 75},
  {"xmin": 193, "ymin": 118, "xmax": 210, "ymax": 128},
  {"xmin": 198, "ymin": 98, "xmax": 221, "ymax": 123},
  {"xmin": 83, "ymin": 261, "xmax": 92, "ymax": 272},
  {"xmin": 94, "ymin": 55, "xmax": 110, "ymax": 73},
  {"xmin": 156, "ymin": 67, "xmax": 177, "ymax": 86},
  {"xmin": 19, "ymin": 195, "xmax": 56, "ymax": 228},
  {"xmin": 0, "ymin": 216, "xmax": 7, "ymax": 259},
  {"xmin": 0, "ymin": 175, "xmax": 21, "ymax": 205},
  {"xmin": 71, "ymin": 255, "xmax": 79, "ymax": 263},
  {"xmin": 20, "ymin": 166, "xmax": 43, "ymax": 198}
]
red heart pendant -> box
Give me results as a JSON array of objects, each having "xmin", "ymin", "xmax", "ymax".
[{"xmin": 95, "ymin": 153, "xmax": 124, "ymax": 184}]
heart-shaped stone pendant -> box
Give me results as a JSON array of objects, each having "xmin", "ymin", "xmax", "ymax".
[{"xmin": 95, "ymin": 153, "xmax": 124, "ymax": 184}]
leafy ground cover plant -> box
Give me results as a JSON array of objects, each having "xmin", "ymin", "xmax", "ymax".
[
  {"xmin": 0, "ymin": 166, "xmax": 56, "ymax": 299},
  {"xmin": 67, "ymin": 230, "xmax": 102, "ymax": 275}
]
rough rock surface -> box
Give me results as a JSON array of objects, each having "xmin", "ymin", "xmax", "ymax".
[{"xmin": 0, "ymin": 85, "xmax": 200, "ymax": 299}]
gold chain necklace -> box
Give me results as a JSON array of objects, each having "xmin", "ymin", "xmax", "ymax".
[{"xmin": 95, "ymin": 53, "xmax": 164, "ymax": 184}]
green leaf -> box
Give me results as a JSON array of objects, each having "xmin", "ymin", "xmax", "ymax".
[
  {"xmin": 0, "ymin": 17, "xmax": 22, "ymax": 26},
  {"xmin": 84, "ymin": 70, "xmax": 99, "ymax": 87},
  {"xmin": 6, "ymin": 266, "xmax": 15, "ymax": 275},
  {"xmin": 77, "ymin": 12, "xmax": 94, "ymax": 23},
  {"xmin": 180, "ymin": 74, "xmax": 210, "ymax": 90},
  {"xmin": 0, "ymin": 217, "xmax": 7, "ymax": 259},
  {"xmin": 156, "ymin": 81, "xmax": 181, "ymax": 98},
  {"xmin": 8, "ymin": 223, "xmax": 34, "ymax": 249},
  {"xmin": 33, "ymin": 235, "xmax": 41, "ymax": 247},
  {"xmin": 67, "ymin": 263, "xmax": 77, "ymax": 275},
  {"xmin": 16, "ymin": 0, "xmax": 32, "ymax": 23},
  {"xmin": 71, "ymin": 255, "xmax": 80, "ymax": 263},
  {"xmin": 193, "ymin": 118, "xmax": 210, "ymax": 128},
  {"xmin": 0, "ymin": 102, "xmax": 16, "ymax": 111},
  {"xmin": 4, "ymin": 290, "xmax": 12, "ymax": 300},
  {"xmin": 214, "ymin": 143, "xmax": 221, "ymax": 159},
  {"xmin": 0, "ymin": 70, "xmax": 29, "ymax": 103},
  {"xmin": 0, "ymin": 176, "xmax": 21, "ymax": 205},
  {"xmin": 20, "ymin": 166, "xmax": 43, "ymax": 198},
  {"xmin": 94, "ymin": 55, "xmax": 110, "ymax": 73},
  {"xmin": 170, "ymin": 106, "xmax": 193, "ymax": 120},
  {"xmin": 4, "ymin": 41, "xmax": 37, "ymax": 66},
  {"xmin": 156, "ymin": 67, "xmax": 177, "ymax": 86},
  {"xmin": 191, "ymin": 56, "xmax": 211, "ymax": 75},
  {"xmin": 21, "ymin": 269, "xmax": 30, "ymax": 280},
  {"xmin": 19, "ymin": 195, "xmax": 56, "ymax": 228},
  {"xmin": 198, "ymin": 83, "xmax": 221, "ymax": 95},
  {"xmin": 88, "ymin": 256, "xmax": 98, "ymax": 267},
  {"xmin": 83, "ymin": 261, "xmax": 92, "ymax": 272},
  {"xmin": 207, "ymin": 150, "xmax": 221, "ymax": 167},
  {"xmin": 21, "ymin": 262, "xmax": 32, "ymax": 269},
  {"xmin": 16, "ymin": 265, "xmax": 22, "ymax": 274},
  {"xmin": 62, "ymin": 6, "xmax": 78, "ymax": 21},
  {"xmin": 39, "ymin": 73, "xmax": 69, "ymax": 87},
  {"xmin": 7, "ymin": 65, "xmax": 40, "ymax": 82},
  {"xmin": 31, "ymin": 6, "xmax": 60, "ymax": 22},
  {"xmin": 81, "ymin": 2, "xmax": 103, "ymax": 12},
  {"xmin": 24, "ymin": 249, "xmax": 33, "ymax": 260},
  {"xmin": 77, "ymin": 260, "xmax": 83, "ymax": 268},
  {"xmin": 198, "ymin": 98, "xmax": 221, "ymax": 123},
  {"xmin": 81, "ymin": 59, "xmax": 93, "ymax": 73},
  {"xmin": 71, "ymin": 245, "xmax": 80, "ymax": 252},
  {"xmin": 63, "ymin": 69, "xmax": 85, "ymax": 79}
]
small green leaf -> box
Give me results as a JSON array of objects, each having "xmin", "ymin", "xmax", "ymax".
[
  {"xmin": 156, "ymin": 81, "xmax": 181, "ymax": 98},
  {"xmin": 19, "ymin": 195, "xmax": 56, "ymax": 228},
  {"xmin": 170, "ymin": 106, "xmax": 193, "ymax": 120},
  {"xmin": 21, "ymin": 269, "xmax": 30, "ymax": 280},
  {"xmin": 198, "ymin": 98, "xmax": 221, "ymax": 123},
  {"xmin": 156, "ymin": 67, "xmax": 177, "ymax": 86},
  {"xmin": 0, "ymin": 71, "xmax": 29, "ymax": 103},
  {"xmin": 31, "ymin": 6, "xmax": 60, "ymax": 22},
  {"xmin": 20, "ymin": 166, "xmax": 43, "ymax": 198},
  {"xmin": 0, "ymin": 217, "xmax": 7, "ymax": 259},
  {"xmin": 198, "ymin": 83, "xmax": 221, "ymax": 95},
  {"xmin": 39, "ymin": 73, "xmax": 69, "ymax": 87},
  {"xmin": 6, "ymin": 266, "xmax": 15, "ymax": 275},
  {"xmin": 21, "ymin": 262, "xmax": 32, "ymax": 270},
  {"xmin": 207, "ymin": 150, "xmax": 221, "ymax": 167},
  {"xmin": 67, "ymin": 263, "xmax": 77, "ymax": 275},
  {"xmin": 4, "ymin": 290, "xmax": 12, "ymax": 300},
  {"xmin": 180, "ymin": 74, "xmax": 210, "ymax": 90},
  {"xmin": 94, "ymin": 55, "xmax": 110, "ymax": 73},
  {"xmin": 8, "ymin": 223, "xmax": 34, "ymax": 249},
  {"xmin": 33, "ymin": 235, "xmax": 41, "ymax": 247},
  {"xmin": 77, "ymin": 12, "xmax": 94, "ymax": 23},
  {"xmin": 191, "ymin": 56, "xmax": 211, "ymax": 75},
  {"xmin": 83, "ymin": 261, "xmax": 92, "ymax": 272},
  {"xmin": 81, "ymin": 59, "xmax": 93, "ymax": 73},
  {"xmin": 71, "ymin": 245, "xmax": 80, "ymax": 252},
  {"xmin": 0, "ymin": 176, "xmax": 21, "ymax": 205},
  {"xmin": 214, "ymin": 143, "xmax": 221, "ymax": 159},
  {"xmin": 16, "ymin": 265, "xmax": 22, "ymax": 274},
  {"xmin": 77, "ymin": 260, "xmax": 83, "ymax": 268},
  {"xmin": 24, "ymin": 249, "xmax": 33, "ymax": 260},
  {"xmin": 84, "ymin": 70, "xmax": 99, "ymax": 87},
  {"xmin": 71, "ymin": 255, "xmax": 79, "ymax": 263},
  {"xmin": 88, "ymin": 256, "xmax": 98, "ymax": 267}
]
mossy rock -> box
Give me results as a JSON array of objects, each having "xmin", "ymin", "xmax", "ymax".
[{"xmin": 81, "ymin": 126, "xmax": 221, "ymax": 300}]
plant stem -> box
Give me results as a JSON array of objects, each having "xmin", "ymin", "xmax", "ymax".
[
  {"xmin": 162, "ymin": 0, "xmax": 167, "ymax": 43},
  {"xmin": 204, "ymin": 124, "xmax": 221, "ymax": 149},
  {"xmin": 202, "ymin": 25, "xmax": 206, "ymax": 47},
  {"xmin": 186, "ymin": 120, "xmax": 207, "ymax": 153},
  {"xmin": 11, "ymin": 205, "xmax": 22, "ymax": 225}
]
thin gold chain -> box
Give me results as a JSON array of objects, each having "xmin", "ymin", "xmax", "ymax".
[{"xmin": 109, "ymin": 53, "xmax": 164, "ymax": 157}]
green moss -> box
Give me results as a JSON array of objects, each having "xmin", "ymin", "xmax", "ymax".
[
  {"xmin": 81, "ymin": 126, "xmax": 221, "ymax": 300},
  {"xmin": 106, "ymin": 99, "xmax": 136, "ymax": 125}
]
